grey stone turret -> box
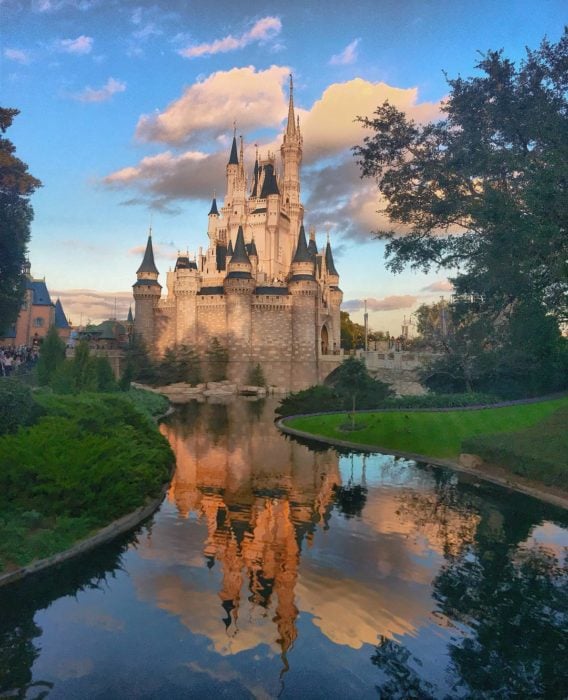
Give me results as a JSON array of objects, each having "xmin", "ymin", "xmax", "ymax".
[{"xmin": 136, "ymin": 234, "xmax": 159, "ymax": 275}]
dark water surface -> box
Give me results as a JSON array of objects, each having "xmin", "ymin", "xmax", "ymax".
[{"xmin": 1, "ymin": 399, "xmax": 567, "ymax": 699}]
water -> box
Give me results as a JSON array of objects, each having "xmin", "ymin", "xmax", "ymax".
[{"xmin": 1, "ymin": 398, "xmax": 567, "ymax": 699}]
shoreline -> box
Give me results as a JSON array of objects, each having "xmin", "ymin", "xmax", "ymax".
[{"xmin": 276, "ymin": 418, "xmax": 568, "ymax": 511}]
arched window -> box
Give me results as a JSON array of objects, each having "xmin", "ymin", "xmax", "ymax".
[{"xmin": 320, "ymin": 325, "xmax": 329, "ymax": 355}]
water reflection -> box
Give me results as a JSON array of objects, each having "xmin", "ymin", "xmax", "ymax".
[
  {"xmin": 0, "ymin": 398, "xmax": 566, "ymax": 698},
  {"xmin": 155, "ymin": 400, "xmax": 340, "ymax": 670}
]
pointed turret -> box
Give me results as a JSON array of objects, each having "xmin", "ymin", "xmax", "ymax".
[
  {"xmin": 136, "ymin": 232, "xmax": 159, "ymax": 275},
  {"xmin": 247, "ymin": 238, "xmax": 258, "ymax": 258},
  {"xmin": 285, "ymin": 74, "xmax": 297, "ymax": 140},
  {"xmin": 54, "ymin": 298, "xmax": 70, "ymax": 329},
  {"xmin": 228, "ymin": 133, "xmax": 239, "ymax": 165},
  {"xmin": 127, "ymin": 306, "xmax": 134, "ymax": 323},
  {"xmin": 260, "ymin": 163, "xmax": 280, "ymax": 197},
  {"xmin": 227, "ymin": 239, "xmax": 234, "ymax": 256},
  {"xmin": 208, "ymin": 196, "xmax": 219, "ymax": 216},
  {"xmin": 308, "ymin": 226, "xmax": 318, "ymax": 258},
  {"xmin": 289, "ymin": 224, "xmax": 315, "ymax": 282},
  {"xmin": 292, "ymin": 224, "xmax": 312, "ymax": 264},
  {"xmin": 230, "ymin": 225, "xmax": 251, "ymax": 265},
  {"xmin": 325, "ymin": 238, "xmax": 339, "ymax": 277}
]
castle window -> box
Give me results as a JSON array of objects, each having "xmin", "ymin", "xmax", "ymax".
[{"xmin": 33, "ymin": 317, "xmax": 44, "ymax": 328}]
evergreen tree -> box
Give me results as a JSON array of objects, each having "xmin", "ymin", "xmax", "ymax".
[
  {"xmin": 178, "ymin": 344, "xmax": 202, "ymax": 385},
  {"xmin": 36, "ymin": 325, "xmax": 66, "ymax": 386},
  {"xmin": 247, "ymin": 363, "xmax": 266, "ymax": 388},
  {"xmin": 206, "ymin": 337, "xmax": 229, "ymax": 381}
]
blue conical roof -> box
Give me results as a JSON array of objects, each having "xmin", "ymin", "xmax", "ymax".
[{"xmin": 136, "ymin": 234, "xmax": 159, "ymax": 275}]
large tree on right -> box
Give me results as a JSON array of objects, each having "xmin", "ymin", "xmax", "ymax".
[{"xmin": 355, "ymin": 30, "xmax": 568, "ymax": 396}]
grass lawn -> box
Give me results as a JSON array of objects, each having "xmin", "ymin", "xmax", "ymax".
[{"xmin": 284, "ymin": 396, "xmax": 568, "ymax": 461}]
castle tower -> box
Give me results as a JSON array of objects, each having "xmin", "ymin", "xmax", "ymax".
[
  {"xmin": 133, "ymin": 231, "xmax": 162, "ymax": 351},
  {"xmin": 225, "ymin": 131, "xmax": 239, "ymax": 206},
  {"xmin": 288, "ymin": 225, "xmax": 318, "ymax": 389},
  {"xmin": 207, "ymin": 194, "xmax": 219, "ymax": 243},
  {"xmin": 224, "ymin": 225, "xmax": 255, "ymax": 382},
  {"xmin": 324, "ymin": 237, "xmax": 343, "ymax": 354},
  {"xmin": 280, "ymin": 76, "xmax": 303, "ymax": 248}
]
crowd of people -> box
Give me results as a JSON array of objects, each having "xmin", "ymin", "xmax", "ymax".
[{"xmin": 0, "ymin": 346, "xmax": 39, "ymax": 376}]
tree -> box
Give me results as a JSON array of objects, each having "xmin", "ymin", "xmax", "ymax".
[
  {"xmin": 413, "ymin": 300, "xmax": 453, "ymax": 352},
  {"xmin": 355, "ymin": 31, "xmax": 568, "ymax": 395},
  {"xmin": 0, "ymin": 109, "xmax": 42, "ymax": 331},
  {"xmin": 36, "ymin": 325, "xmax": 66, "ymax": 386},
  {"xmin": 206, "ymin": 337, "xmax": 229, "ymax": 382},
  {"xmin": 355, "ymin": 30, "xmax": 568, "ymax": 321},
  {"xmin": 340, "ymin": 311, "xmax": 365, "ymax": 350}
]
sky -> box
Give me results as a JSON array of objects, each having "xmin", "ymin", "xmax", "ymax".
[{"xmin": 1, "ymin": 0, "xmax": 566, "ymax": 332}]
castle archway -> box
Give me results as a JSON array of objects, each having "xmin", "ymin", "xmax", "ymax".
[{"xmin": 320, "ymin": 324, "xmax": 329, "ymax": 355}]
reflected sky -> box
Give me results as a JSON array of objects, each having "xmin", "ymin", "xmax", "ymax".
[{"xmin": 1, "ymin": 398, "xmax": 566, "ymax": 698}]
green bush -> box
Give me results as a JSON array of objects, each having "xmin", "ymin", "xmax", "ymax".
[
  {"xmin": 0, "ymin": 393, "xmax": 173, "ymax": 526},
  {"xmin": 461, "ymin": 407, "xmax": 568, "ymax": 488},
  {"xmin": 247, "ymin": 362, "xmax": 266, "ymax": 387},
  {"xmin": 37, "ymin": 325, "xmax": 66, "ymax": 386},
  {"xmin": 276, "ymin": 385, "xmax": 342, "ymax": 417},
  {"xmin": 0, "ymin": 378, "xmax": 36, "ymax": 435},
  {"xmin": 125, "ymin": 388, "xmax": 170, "ymax": 419}
]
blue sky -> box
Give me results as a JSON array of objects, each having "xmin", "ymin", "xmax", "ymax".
[{"xmin": 2, "ymin": 0, "xmax": 565, "ymax": 330}]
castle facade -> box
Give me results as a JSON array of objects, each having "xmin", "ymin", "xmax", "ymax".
[{"xmin": 133, "ymin": 78, "xmax": 342, "ymax": 390}]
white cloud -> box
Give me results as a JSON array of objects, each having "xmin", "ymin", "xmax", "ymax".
[
  {"xmin": 59, "ymin": 35, "xmax": 93, "ymax": 54},
  {"xmin": 3, "ymin": 48, "xmax": 31, "ymax": 64},
  {"xmin": 329, "ymin": 38, "xmax": 360, "ymax": 66},
  {"xmin": 179, "ymin": 16, "xmax": 282, "ymax": 58},
  {"xmin": 71, "ymin": 77, "xmax": 126, "ymax": 103},
  {"xmin": 343, "ymin": 295, "xmax": 418, "ymax": 312},
  {"xmin": 136, "ymin": 65, "xmax": 289, "ymax": 145},
  {"xmin": 421, "ymin": 280, "xmax": 454, "ymax": 292},
  {"xmin": 50, "ymin": 289, "xmax": 133, "ymax": 325},
  {"xmin": 301, "ymin": 77, "xmax": 441, "ymax": 163}
]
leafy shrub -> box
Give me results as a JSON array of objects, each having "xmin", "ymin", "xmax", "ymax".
[
  {"xmin": 125, "ymin": 388, "xmax": 170, "ymax": 419},
  {"xmin": 276, "ymin": 385, "xmax": 342, "ymax": 417},
  {"xmin": 37, "ymin": 325, "xmax": 66, "ymax": 386},
  {"xmin": 0, "ymin": 378, "xmax": 36, "ymax": 435},
  {"xmin": 0, "ymin": 393, "xmax": 173, "ymax": 529}
]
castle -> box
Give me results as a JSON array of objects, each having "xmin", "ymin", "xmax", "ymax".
[{"xmin": 133, "ymin": 77, "xmax": 342, "ymax": 390}]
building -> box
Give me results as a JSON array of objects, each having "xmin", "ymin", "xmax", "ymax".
[
  {"xmin": 133, "ymin": 77, "xmax": 342, "ymax": 391},
  {"xmin": 0, "ymin": 262, "xmax": 71, "ymax": 346}
]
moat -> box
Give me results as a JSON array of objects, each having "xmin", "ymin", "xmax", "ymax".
[{"xmin": 1, "ymin": 398, "xmax": 567, "ymax": 698}]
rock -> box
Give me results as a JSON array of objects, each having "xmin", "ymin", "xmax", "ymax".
[{"xmin": 459, "ymin": 453, "xmax": 484, "ymax": 469}]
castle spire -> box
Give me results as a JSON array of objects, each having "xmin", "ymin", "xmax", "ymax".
[
  {"xmin": 325, "ymin": 238, "xmax": 339, "ymax": 277},
  {"xmin": 292, "ymin": 224, "xmax": 312, "ymax": 264},
  {"xmin": 286, "ymin": 74, "xmax": 296, "ymax": 139},
  {"xmin": 230, "ymin": 225, "xmax": 251, "ymax": 265},
  {"xmin": 208, "ymin": 194, "xmax": 219, "ymax": 216},
  {"xmin": 136, "ymin": 230, "xmax": 159, "ymax": 275},
  {"xmin": 228, "ymin": 127, "xmax": 239, "ymax": 165}
]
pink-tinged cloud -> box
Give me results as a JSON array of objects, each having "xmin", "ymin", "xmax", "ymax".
[
  {"xmin": 4, "ymin": 48, "xmax": 31, "ymax": 64},
  {"xmin": 136, "ymin": 65, "xmax": 289, "ymax": 145},
  {"xmin": 59, "ymin": 35, "xmax": 93, "ymax": 54},
  {"xmin": 421, "ymin": 280, "xmax": 454, "ymax": 292},
  {"xmin": 49, "ymin": 289, "xmax": 134, "ymax": 325},
  {"xmin": 71, "ymin": 77, "xmax": 126, "ymax": 103},
  {"xmin": 179, "ymin": 16, "xmax": 282, "ymax": 58},
  {"xmin": 301, "ymin": 78, "xmax": 442, "ymax": 162},
  {"xmin": 329, "ymin": 38, "xmax": 360, "ymax": 66},
  {"xmin": 343, "ymin": 295, "xmax": 418, "ymax": 312}
]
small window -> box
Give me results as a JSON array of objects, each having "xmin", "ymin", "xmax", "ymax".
[{"xmin": 34, "ymin": 317, "xmax": 44, "ymax": 328}]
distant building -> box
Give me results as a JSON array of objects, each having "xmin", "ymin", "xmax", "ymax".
[{"xmin": 0, "ymin": 262, "xmax": 71, "ymax": 346}]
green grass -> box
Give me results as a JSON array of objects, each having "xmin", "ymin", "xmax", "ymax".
[
  {"xmin": 0, "ymin": 391, "xmax": 173, "ymax": 573},
  {"xmin": 284, "ymin": 395, "xmax": 568, "ymax": 461}
]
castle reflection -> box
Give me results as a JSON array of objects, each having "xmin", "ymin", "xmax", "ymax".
[{"xmin": 158, "ymin": 399, "xmax": 340, "ymax": 665}]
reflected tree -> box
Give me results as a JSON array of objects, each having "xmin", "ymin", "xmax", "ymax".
[
  {"xmin": 434, "ymin": 543, "xmax": 568, "ymax": 698},
  {"xmin": 371, "ymin": 636, "xmax": 436, "ymax": 699}
]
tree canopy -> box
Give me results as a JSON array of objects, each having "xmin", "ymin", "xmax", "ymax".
[
  {"xmin": 354, "ymin": 30, "xmax": 568, "ymax": 322},
  {"xmin": 0, "ymin": 108, "xmax": 42, "ymax": 330}
]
